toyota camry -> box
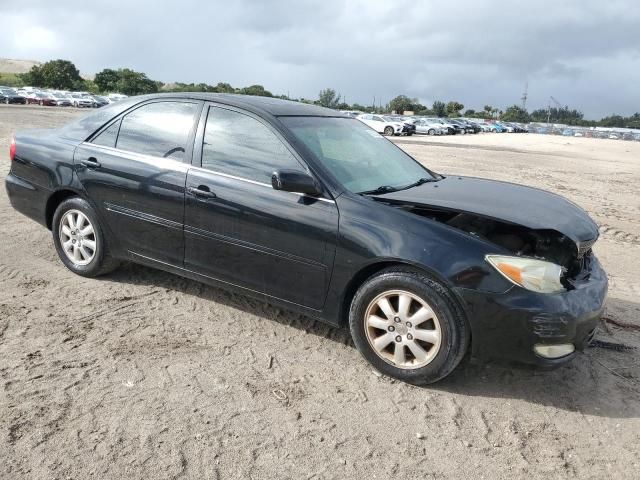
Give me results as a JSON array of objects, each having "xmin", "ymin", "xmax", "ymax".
[{"xmin": 5, "ymin": 93, "xmax": 607, "ymax": 384}]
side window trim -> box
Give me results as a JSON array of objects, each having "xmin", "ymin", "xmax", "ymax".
[{"xmin": 87, "ymin": 99, "xmax": 203, "ymax": 164}]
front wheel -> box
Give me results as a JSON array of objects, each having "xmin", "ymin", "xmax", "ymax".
[
  {"xmin": 383, "ymin": 126, "xmax": 394, "ymax": 136},
  {"xmin": 52, "ymin": 197, "xmax": 119, "ymax": 277},
  {"xmin": 428, "ymin": 129, "xmax": 435, "ymax": 136},
  {"xmin": 349, "ymin": 267, "xmax": 469, "ymax": 385}
]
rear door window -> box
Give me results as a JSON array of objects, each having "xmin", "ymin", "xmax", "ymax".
[{"xmin": 115, "ymin": 101, "xmax": 198, "ymax": 160}]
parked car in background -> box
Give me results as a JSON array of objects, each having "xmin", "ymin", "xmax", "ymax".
[
  {"xmin": 357, "ymin": 114, "xmax": 408, "ymax": 136},
  {"xmin": 69, "ymin": 94, "xmax": 95, "ymax": 108},
  {"xmin": 413, "ymin": 119, "xmax": 446, "ymax": 135},
  {"xmin": 48, "ymin": 93, "xmax": 73, "ymax": 107},
  {"xmin": 339, "ymin": 110, "xmax": 363, "ymax": 118},
  {"xmin": 1, "ymin": 88, "xmax": 27, "ymax": 104},
  {"xmin": 495, "ymin": 122, "xmax": 515, "ymax": 133},
  {"xmin": 388, "ymin": 116, "xmax": 417, "ymax": 135},
  {"xmin": 90, "ymin": 95, "xmax": 110, "ymax": 108},
  {"xmin": 455, "ymin": 119, "xmax": 481, "ymax": 133},
  {"xmin": 107, "ymin": 93, "xmax": 128, "ymax": 102},
  {"xmin": 25, "ymin": 92, "xmax": 58, "ymax": 106},
  {"xmin": 449, "ymin": 119, "xmax": 475, "ymax": 134},
  {"xmin": 425, "ymin": 118, "xmax": 458, "ymax": 135}
]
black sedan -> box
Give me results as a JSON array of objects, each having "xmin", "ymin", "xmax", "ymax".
[
  {"xmin": 5, "ymin": 94, "xmax": 607, "ymax": 384},
  {"xmin": 1, "ymin": 88, "xmax": 27, "ymax": 104}
]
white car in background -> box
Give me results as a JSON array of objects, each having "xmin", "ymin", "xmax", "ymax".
[
  {"xmin": 69, "ymin": 93, "xmax": 95, "ymax": 108},
  {"xmin": 356, "ymin": 114, "xmax": 405, "ymax": 136},
  {"xmin": 424, "ymin": 118, "xmax": 458, "ymax": 135},
  {"xmin": 107, "ymin": 93, "xmax": 128, "ymax": 102},
  {"xmin": 47, "ymin": 92, "xmax": 72, "ymax": 106},
  {"xmin": 413, "ymin": 118, "xmax": 446, "ymax": 135}
]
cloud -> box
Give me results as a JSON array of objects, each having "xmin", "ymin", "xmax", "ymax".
[{"xmin": 0, "ymin": 0, "xmax": 638, "ymax": 117}]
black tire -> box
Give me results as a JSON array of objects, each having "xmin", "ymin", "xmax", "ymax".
[
  {"xmin": 383, "ymin": 126, "xmax": 394, "ymax": 136},
  {"xmin": 428, "ymin": 129, "xmax": 435, "ymax": 136},
  {"xmin": 52, "ymin": 197, "xmax": 119, "ymax": 277},
  {"xmin": 349, "ymin": 267, "xmax": 469, "ymax": 385}
]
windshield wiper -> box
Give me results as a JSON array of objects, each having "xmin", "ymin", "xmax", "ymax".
[
  {"xmin": 358, "ymin": 185, "xmax": 400, "ymax": 195},
  {"xmin": 397, "ymin": 177, "xmax": 438, "ymax": 191}
]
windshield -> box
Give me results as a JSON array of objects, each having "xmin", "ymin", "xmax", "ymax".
[{"xmin": 280, "ymin": 116, "xmax": 436, "ymax": 193}]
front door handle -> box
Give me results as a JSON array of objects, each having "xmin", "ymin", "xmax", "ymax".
[
  {"xmin": 188, "ymin": 186, "xmax": 217, "ymax": 199},
  {"xmin": 81, "ymin": 157, "xmax": 101, "ymax": 168}
]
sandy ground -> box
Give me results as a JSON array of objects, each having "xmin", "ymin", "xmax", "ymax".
[{"xmin": 0, "ymin": 105, "xmax": 639, "ymax": 480}]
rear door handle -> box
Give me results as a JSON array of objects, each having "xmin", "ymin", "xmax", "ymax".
[
  {"xmin": 81, "ymin": 157, "xmax": 101, "ymax": 168},
  {"xmin": 188, "ymin": 186, "xmax": 217, "ymax": 199}
]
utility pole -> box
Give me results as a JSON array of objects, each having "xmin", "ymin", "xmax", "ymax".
[
  {"xmin": 521, "ymin": 82, "xmax": 528, "ymax": 110},
  {"xmin": 547, "ymin": 96, "xmax": 562, "ymax": 124}
]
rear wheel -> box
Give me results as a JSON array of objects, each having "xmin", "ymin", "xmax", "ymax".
[
  {"xmin": 428, "ymin": 129, "xmax": 435, "ymax": 135},
  {"xmin": 383, "ymin": 126, "xmax": 394, "ymax": 136},
  {"xmin": 52, "ymin": 197, "xmax": 119, "ymax": 277},
  {"xmin": 349, "ymin": 267, "xmax": 469, "ymax": 385}
]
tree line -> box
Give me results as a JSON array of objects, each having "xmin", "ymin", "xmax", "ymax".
[{"xmin": 3, "ymin": 59, "xmax": 638, "ymax": 128}]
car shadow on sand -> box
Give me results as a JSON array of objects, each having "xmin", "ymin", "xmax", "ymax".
[{"xmin": 106, "ymin": 264, "xmax": 640, "ymax": 419}]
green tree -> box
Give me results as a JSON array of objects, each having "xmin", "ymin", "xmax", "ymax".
[
  {"xmin": 20, "ymin": 59, "xmax": 83, "ymax": 90},
  {"xmin": 351, "ymin": 103, "xmax": 371, "ymax": 113},
  {"xmin": 317, "ymin": 88, "xmax": 341, "ymax": 108},
  {"xmin": 389, "ymin": 95, "xmax": 417, "ymax": 114},
  {"xmin": 599, "ymin": 115, "xmax": 625, "ymax": 128},
  {"xmin": 625, "ymin": 113, "xmax": 640, "ymax": 129},
  {"xmin": 483, "ymin": 105, "xmax": 496, "ymax": 119},
  {"xmin": 94, "ymin": 68, "xmax": 158, "ymax": 95},
  {"xmin": 501, "ymin": 105, "xmax": 530, "ymax": 123},
  {"xmin": 446, "ymin": 101, "xmax": 464, "ymax": 117},
  {"xmin": 94, "ymin": 68, "xmax": 121, "ymax": 92},
  {"xmin": 530, "ymin": 106, "xmax": 584, "ymax": 125},
  {"xmin": 432, "ymin": 100, "xmax": 447, "ymax": 117},
  {"xmin": 117, "ymin": 68, "xmax": 158, "ymax": 95},
  {"xmin": 239, "ymin": 84, "xmax": 273, "ymax": 97},
  {"xmin": 214, "ymin": 82, "xmax": 234, "ymax": 93}
]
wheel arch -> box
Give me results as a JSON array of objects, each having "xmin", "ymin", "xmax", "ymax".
[
  {"xmin": 339, "ymin": 259, "xmax": 467, "ymax": 326},
  {"xmin": 45, "ymin": 188, "xmax": 85, "ymax": 230}
]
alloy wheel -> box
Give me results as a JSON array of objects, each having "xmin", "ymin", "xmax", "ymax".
[
  {"xmin": 364, "ymin": 290, "xmax": 442, "ymax": 369},
  {"xmin": 59, "ymin": 209, "xmax": 97, "ymax": 266}
]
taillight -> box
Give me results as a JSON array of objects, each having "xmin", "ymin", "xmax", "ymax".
[{"xmin": 9, "ymin": 135, "xmax": 16, "ymax": 161}]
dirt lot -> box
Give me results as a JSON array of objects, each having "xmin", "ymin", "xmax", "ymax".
[{"xmin": 0, "ymin": 105, "xmax": 639, "ymax": 480}]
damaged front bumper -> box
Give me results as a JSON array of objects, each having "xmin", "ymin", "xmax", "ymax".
[{"xmin": 456, "ymin": 254, "xmax": 608, "ymax": 367}]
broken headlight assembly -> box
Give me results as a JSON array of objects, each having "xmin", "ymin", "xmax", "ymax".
[{"xmin": 485, "ymin": 255, "xmax": 566, "ymax": 294}]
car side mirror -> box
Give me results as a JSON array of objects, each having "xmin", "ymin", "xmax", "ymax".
[{"xmin": 271, "ymin": 169, "xmax": 322, "ymax": 196}]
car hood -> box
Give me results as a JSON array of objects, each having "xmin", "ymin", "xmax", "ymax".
[{"xmin": 375, "ymin": 176, "xmax": 599, "ymax": 244}]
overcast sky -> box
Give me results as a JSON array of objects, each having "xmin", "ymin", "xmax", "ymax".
[{"xmin": 2, "ymin": 0, "xmax": 639, "ymax": 118}]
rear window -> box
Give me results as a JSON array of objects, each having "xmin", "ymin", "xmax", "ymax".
[{"xmin": 59, "ymin": 97, "xmax": 140, "ymax": 141}]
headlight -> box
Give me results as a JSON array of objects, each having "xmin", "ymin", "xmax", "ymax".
[{"xmin": 485, "ymin": 255, "xmax": 565, "ymax": 293}]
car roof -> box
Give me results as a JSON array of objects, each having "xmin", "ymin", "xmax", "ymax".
[{"xmin": 132, "ymin": 92, "xmax": 348, "ymax": 118}]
